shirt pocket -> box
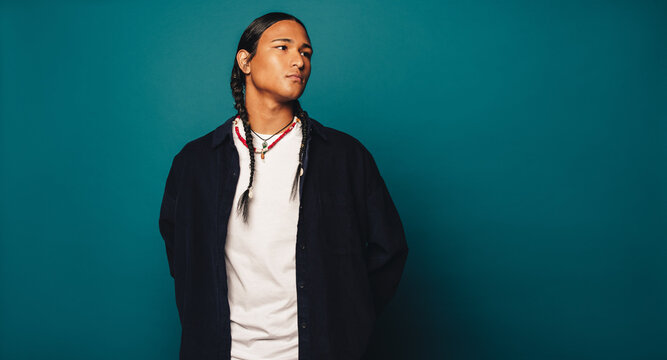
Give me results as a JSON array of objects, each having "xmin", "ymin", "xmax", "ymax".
[{"xmin": 318, "ymin": 191, "xmax": 361, "ymax": 255}]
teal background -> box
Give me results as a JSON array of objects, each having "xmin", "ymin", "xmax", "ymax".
[{"xmin": 1, "ymin": 0, "xmax": 665, "ymax": 359}]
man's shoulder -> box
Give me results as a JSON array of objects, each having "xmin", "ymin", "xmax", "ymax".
[
  {"xmin": 312, "ymin": 118, "xmax": 383, "ymax": 193},
  {"xmin": 172, "ymin": 114, "xmax": 236, "ymax": 161},
  {"xmin": 311, "ymin": 118, "xmax": 372, "ymax": 157},
  {"xmin": 171, "ymin": 129, "xmax": 215, "ymax": 163}
]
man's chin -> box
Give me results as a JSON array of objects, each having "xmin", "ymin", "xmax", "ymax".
[{"xmin": 279, "ymin": 89, "xmax": 306, "ymax": 102}]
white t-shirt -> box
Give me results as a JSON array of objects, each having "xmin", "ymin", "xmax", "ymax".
[{"xmin": 225, "ymin": 116, "xmax": 302, "ymax": 360}]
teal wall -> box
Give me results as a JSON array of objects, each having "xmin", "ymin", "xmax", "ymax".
[{"xmin": 1, "ymin": 1, "xmax": 665, "ymax": 359}]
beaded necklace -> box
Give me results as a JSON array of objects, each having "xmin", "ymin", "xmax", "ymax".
[{"xmin": 233, "ymin": 115, "xmax": 299, "ymax": 159}]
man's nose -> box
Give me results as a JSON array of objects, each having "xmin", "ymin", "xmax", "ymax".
[{"xmin": 291, "ymin": 51, "xmax": 304, "ymax": 68}]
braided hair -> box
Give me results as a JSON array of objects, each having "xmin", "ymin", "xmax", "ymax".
[{"xmin": 230, "ymin": 12, "xmax": 311, "ymax": 223}]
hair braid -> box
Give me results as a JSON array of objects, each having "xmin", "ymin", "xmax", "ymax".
[
  {"xmin": 291, "ymin": 100, "xmax": 310, "ymax": 201},
  {"xmin": 231, "ymin": 66, "xmax": 255, "ymax": 223}
]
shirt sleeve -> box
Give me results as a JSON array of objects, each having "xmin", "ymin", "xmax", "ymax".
[
  {"xmin": 159, "ymin": 151, "xmax": 184, "ymax": 279},
  {"xmin": 363, "ymin": 148, "xmax": 409, "ymax": 317}
]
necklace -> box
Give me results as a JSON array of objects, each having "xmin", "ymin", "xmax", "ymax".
[
  {"xmin": 234, "ymin": 115, "xmax": 299, "ymax": 159},
  {"xmin": 251, "ymin": 119, "xmax": 292, "ymax": 147}
]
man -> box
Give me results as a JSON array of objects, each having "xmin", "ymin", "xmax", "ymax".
[{"xmin": 159, "ymin": 12, "xmax": 408, "ymax": 360}]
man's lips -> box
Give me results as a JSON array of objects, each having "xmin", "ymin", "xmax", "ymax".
[{"xmin": 287, "ymin": 74, "xmax": 303, "ymax": 81}]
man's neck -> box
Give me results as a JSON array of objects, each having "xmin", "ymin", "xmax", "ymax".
[{"xmin": 244, "ymin": 88, "xmax": 295, "ymax": 135}]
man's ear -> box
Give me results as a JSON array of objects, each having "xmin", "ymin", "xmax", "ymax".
[{"xmin": 236, "ymin": 50, "xmax": 251, "ymax": 75}]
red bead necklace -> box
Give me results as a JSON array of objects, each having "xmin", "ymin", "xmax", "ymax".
[{"xmin": 234, "ymin": 115, "xmax": 299, "ymax": 159}]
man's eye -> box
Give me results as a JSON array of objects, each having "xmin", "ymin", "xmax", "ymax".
[{"xmin": 276, "ymin": 45, "xmax": 310, "ymax": 58}]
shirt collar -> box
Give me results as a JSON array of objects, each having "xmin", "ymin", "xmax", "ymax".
[{"xmin": 211, "ymin": 113, "xmax": 328, "ymax": 149}]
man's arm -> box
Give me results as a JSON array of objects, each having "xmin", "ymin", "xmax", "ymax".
[
  {"xmin": 363, "ymin": 149, "xmax": 409, "ymax": 318},
  {"xmin": 158, "ymin": 151, "xmax": 184, "ymax": 279}
]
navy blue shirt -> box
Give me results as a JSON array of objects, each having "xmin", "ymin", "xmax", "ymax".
[{"xmin": 159, "ymin": 114, "xmax": 408, "ymax": 360}]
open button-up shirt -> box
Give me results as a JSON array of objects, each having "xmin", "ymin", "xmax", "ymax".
[{"xmin": 159, "ymin": 114, "xmax": 409, "ymax": 360}]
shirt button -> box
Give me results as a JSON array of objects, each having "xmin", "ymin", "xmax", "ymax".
[
  {"xmin": 298, "ymin": 281, "xmax": 305, "ymax": 289},
  {"xmin": 299, "ymin": 243, "xmax": 306, "ymax": 250},
  {"xmin": 301, "ymin": 322, "xmax": 307, "ymax": 329}
]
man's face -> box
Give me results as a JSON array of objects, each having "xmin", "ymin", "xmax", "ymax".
[{"xmin": 238, "ymin": 20, "xmax": 313, "ymax": 102}]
